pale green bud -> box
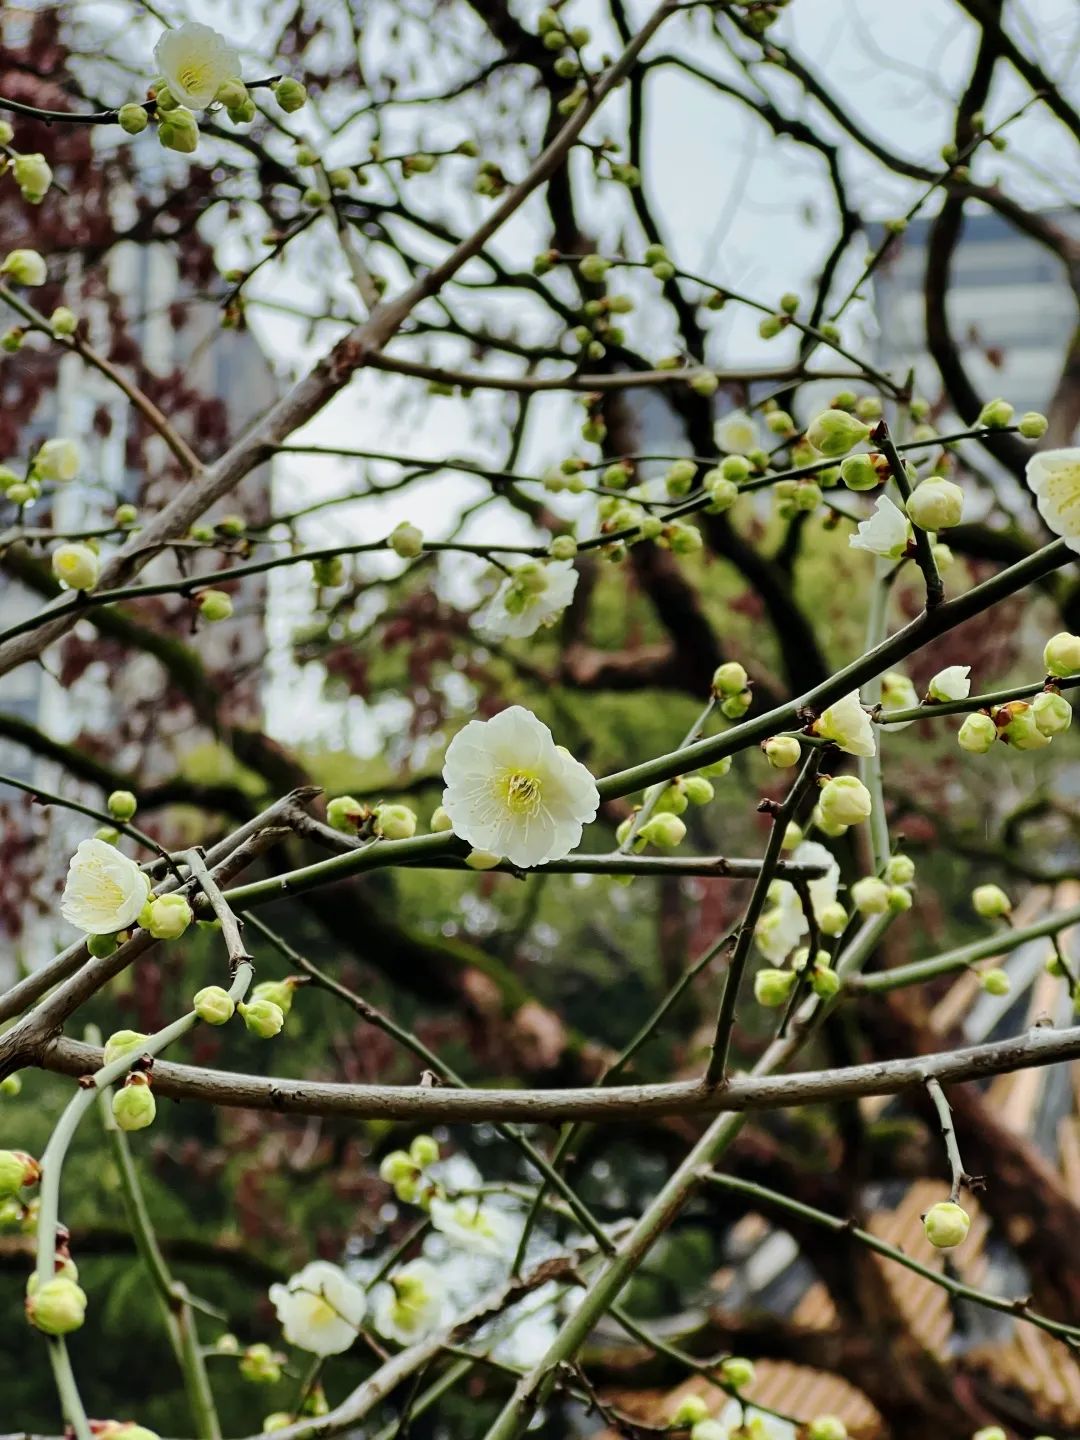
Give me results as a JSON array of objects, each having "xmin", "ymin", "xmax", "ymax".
[
  {"xmin": 839, "ymin": 454, "xmax": 881, "ymax": 491},
  {"xmin": 782, "ymin": 821, "xmax": 802, "ymax": 850},
  {"xmin": 651, "ymin": 260, "xmax": 676, "ymax": 281},
  {"xmin": 238, "ymin": 998, "xmax": 285, "ymax": 1038},
  {"xmin": 719, "ymin": 1356, "xmax": 755, "ymax": 1389},
  {"xmin": 215, "ymin": 78, "xmax": 248, "ymax": 109},
  {"xmin": 579, "ymin": 253, "xmax": 610, "ymax": 283},
  {"xmin": 112, "ymin": 1075, "xmax": 156, "ymax": 1131},
  {"xmin": 639, "ymin": 814, "xmax": 686, "ymax": 850},
  {"xmin": 327, "ymin": 795, "xmax": 365, "ymax": 832},
  {"xmin": 705, "ymin": 474, "xmax": 739, "ymax": 512},
  {"xmin": 410, "ymin": 1134, "xmax": 439, "ymax": 1166},
  {"xmin": 1044, "ymin": 631, "xmax": 1080, "ymax": 677},
  {"xmin": 273, "ymin": 77, "xmax": 308, "ymax": 112},
  {"xmin": 193, "ymin": 985, "xmax": 235, "ymax": 1025},
  {"xmin": 758, "ymin": 314, "xmax": 784, "ymax": 339},
  {"xmin": 50, "ymin": 306, "xmax": 78, "ymax": 337},
  {"xmin": 390, "ymin": 522, "xmax": 423, "ymax": 558},
  {"xmin": 671, "ymin": 1396, "xmax": 709, "ymax": 1425},
  {"xmin": 1032, "ymin": 690, "xmax": 1072, "ymax": 736},
  {"xmin": 764, "ymin": 409, "xmax": 795, "ymax": 435},
  {"xmin": 654, "ymin": 785, "xmax": 687, "ymax": 816},
  {"xmin": 850, "ymin": 877, "xmax": 889, "ymax": 915},
  {"xmin": 887, "ymin": 885, "xmax": 913, "ymax": 913},
  {"xmin": 923, "ymin": 1200, "xmax": 970, "ymax": 1249},
  {"xmin": 119, "ymin": 102, "xmax": 150, "ymax": 134},
  {"xmin": 682, "ymin": 776, "xmax": 714, "ymax": 806},
  {"xmin": 263, "ymin": 1417, "xmax": 293, "ymax": 1434},
  {"xmin": 0, "ymin": 121, "xmax": 11, "ymax": 144},
  {"xmin": 854, "ymin": 395, "xmax": 883, "ymax": 421},
  {"xmin": 754, "ymin": 968, "xmax": 796, "ymax": 1007},
  {"xmin": 712, "ymin": 662, "xmax": 748, "ymax": 696},
  {"xmin": 142, "ymin": 893, "xmax": 193, "ymax": 940},
  {"xmin": 465, "ymin": 849, "xmax": 501, "ymax": 869},
  {"xmin": 971, "ymin": 1430, "xmax": 1007, "ymax": 1440},
  {"xmin": 26, "ymin": 1275, "xmax": 87, "ymax": 1334},
  {"xmin": 699, "ymin": 756, "xmax": 732, "ymax": 779},
  {"xmin": 375, "ymin": 803, "xmax": 417, "ymax": 840},
  {"xmin": 807, "ymin": 1418, "xmax": 847, "ymax": 1440},
  {"xmin": 720, "ymin": 454, "xmax": 752, "ymax": 483},
  {"xmin": 1001, "ymin": 702, "xmax": 1052, "ymax": 751},
  {"xmin": 958, "ymin": 712, "xmax": 997, "ymax": 754},
  {"xmin": 430, "ymin": 806, "xmax": 453, "ymax": 833},
  {"xmin": 721, "ymin": 689, "xmax": 752, "ymax": 720},
  {"xmin": 665, "ymin": 521, "xmax": 703, "ymax": 554},
  {"xmin": 972, "ymin": 883, "xmax": 1011, "ymax": 919},
  {"xmin": 103, "ymin": 1030, "xmax": 148, "ymax": 1066},
  {"xmin": 906, "ymin": 478, "xmax": 964, "ymax": 531},
  {"xmin": 976, "ymin": 397, "xmax": 1014, "ymax": 429},
  {"xmin": 812, "ymin": 965, "xmax": 841, "ymax": 998},
  {"xmin": 981, "ymin": 967, "xmax": 1010, "ymax": 996},
  {"xmin": 643, "ymin": 243, "xmax": 668, "ymax": 265},
  {"xmin": 1018, "ymin": 411, "xmax": 1048, "ymax": 439},
  {"xmin": 158, "ymin": 106, "xmax": 199, "ymax": 154},
  {"xmin": 1, "ymin": 249, "xmax": 47, "ymax": 286},
  {"xmin": 95, "ymin": 825, "xmax": 121, "ymax": 844},
  {"xmin": 689, "ymin": 1423, "xmax": 727, "ymax": 1440},
  {"xmin": 549, "ymin": 534, "xmax": 578, "ymax": 560},
  {"xmin": 690, "ymin": 370, "xmax": 719, "ymax": 397},
  {"xmin": 87, "ymin": 933, "xmax": 118, "ymax": 958},
  {"xmin": 379, "ymin": 1149, "xmax": 417, "ymax": 1185},
  {"xmin": 35, "ymin": 438, "xmax": 80, "ymax": 482},
  {"xmin": 251, "ymin": 979, "xmax": 299, "ymax": 1017},
  {"xmin": 665, "ymin": 458, "xmax": 698, "ymax": 496},
  {"xmin": 763, "ymin": 735, "xmax": 801, "ymax": 769},
  {"xmin": 806, "ymin": 409, "xmax": 871, "ymax": 458},
  {"xmin": 107, "ymin": 790, "xmax": 137, "ymax": 821},
  {"xmin": 0, "ymin": 1075, "xmax": 21, "ymax": 1098},
  {"xmin": 0, "ymin": 1150, "xmax": 39, "ymax": 1196},
  {"xmin": 818, "ymin": 902, "xmax": 848, "ymax": 937},
  {"xmin": 884, "ymin": 854, "xmax": 915, "ymax": 886},
  {"xmin": 197, "ymin": 589, "xmax": 233, "ymax": 622},
  {"xmin": 240, "ymin": 1343, "xmax": 283, "ymax": 1383},
  {"xmin": 794, "ymin": 481, "xmax": 822, "ymax": 512},
  {"xmin": 819, "ymin": 775, "xmax": 872, "ymax": 828},
  {"xmin": 13, "ymin": 153, "xmax": 52, "ymax": 203}
]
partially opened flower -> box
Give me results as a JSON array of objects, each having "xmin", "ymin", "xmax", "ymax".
[
  {"xmin": 479, "ymin": 560, "xmax": 578, "ymax": 640},
  {"xmin": 371, "ymin": 1259, "xmax": 446, "ymax": 1345},
  {"xmin": 61, "ymin": 839, "xmax": 151, "ymax": 935},
  {"xmin": 755, "ymin": 881, "xmax": 807, "ymax": 962},
  {"xmin": 927, "ymin": 665, "xmax": 971, "ymax": 702},
  {"xmin": 154, "ymin": 22, "xmax": 241, "ymax": 109},
  {"xmin": 429, "ymin": 1197, "xmax": 519, "ymax": 1257},
  {"xmin": 441, "ymin": 706, "xmax": 598, "ymax": 868},
  {"xmin": 813, "ymin": 691, "xmax": 876, "ymax": 758},
  {"xmin": 268, "ymin": 1261, "xmax": 367, "ymax": 1356},
  {"xmin": 716, "ymin": 411, "xmax": 758, "ymax": 455},
  {"xmin": 1027, "ymin": 448, "xmax": 1080, "ymax": 553},
  {"xmin": 848, "ymin": 495, "xmax": 912, "ymax": 560}
]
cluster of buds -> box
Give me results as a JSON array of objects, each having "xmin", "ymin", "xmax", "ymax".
[
  {"xmin": 379, "ymin": 1134, "xmax": 441, "ymax": 1205},
  {"xmin": 239, "ymin": 1341, "xmax": 284, "ymax": 1384},
  {"xmin": 0, "ymin": 132, "xmax": 54, "ymax": 204},
  {"xmin": 849, "ymin": 854, "xmax": 916, "ymax": 918},
  {"xmin": 327, "ymin": 794, "xmax": 419, "ymax": 842},
  {"xmin": 955, "ymin": 634, "xmax": 1078, "ymax": 755},
  {"xmin": 0, "ymin": 1149, "xmax": 41, "ymax": 1198},
  {"xmin": 1, "ymin": 436, "xmax": 80, "ymax": 511},
  {"xmin": 712, "ymin": 660, "xmax": 752, "ymax": 720},
  {"xmin": 234, "ymin": 977, "xmax": 301, "ymax": 1040}
]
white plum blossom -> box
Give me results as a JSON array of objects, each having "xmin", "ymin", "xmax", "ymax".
[
  {"xmin": 928, "ymin": 665, "xmax": 971, "ymax": 702},
  {"xmin": 154, "ymin": 22, "xmax": 242, "ymax": 109},
  {"xmin": 371, "ymin": 1259, "xmax": 446, "ymax": 1345},
  {"xmin": 429, "ymin": 1197, "xmax": 520, "ymax": 1258},
  {"xmin": 716, "ymin": 411, "xmax": 758, "ymax": 455},
  {"xmin": 755, "ymin": 880, "xmax": 807, "ymax": 962},
  {"xmin": 479, "ymin": 560, "xmax": 578, "ymax": 641},
  {"xmin": 1026, "ymin": 448, "xmax": 1080, "ymax": 554},
  {"xmin": 848, "ymin": 495, "xmax": 912, "ymax": 560},
  {"xmin": 792, "ymin": 840, "xmax": 841, "ymax": 925},
  {"xmin": 813, "ymin": 691, "xmax": 877, "ymax": 758},
  {"xmin": 269, "ymin": 1260, "xmax": 367, "ymax": 1356},
  {"xmin": 60, "ymin": 839, "xmax": 151, "ymax": 935},
  {"xmin": 441, "ymin": 706, "xmax": 599, "ymax": 868}
]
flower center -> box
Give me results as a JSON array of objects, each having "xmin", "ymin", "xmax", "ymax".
[
  {"xmin": 178, "ymin": 60, "xmax": 212, "ymax": 94},
  {"xmin": 497, "ymin": 769, "xmax": 542, "ymax": 816}
]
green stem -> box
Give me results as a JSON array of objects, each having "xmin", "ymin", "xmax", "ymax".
[
  {"xmin": 878, "ymin": 671, "xmax": 1080, "ymax": 726},
  {"xmin": 859, "ymin": 558, "xmax": 893, "ymax": 875}
]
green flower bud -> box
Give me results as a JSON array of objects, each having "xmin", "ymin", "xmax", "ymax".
[
  {"xmin": 719, "ymin": 1356, "xmax": 755, "ymax": 1389},
  {"xmin": 542, "ymin": 27, "xmax": 567, "ymax": 49},
  {"xmin": 682, "ymin": 776, "xmax": 714, "ymax": 806},
  {"xmin": 1018, "ymin": 411, "xmax": 1048, "ymax": 439},
  {"xmin": 818, "ymin": 775, "xmax": 872, "ymax": 828},
  {"xmin": 689, "ymin": 1423, "xmax": 726, "ymax": 1440},
  {"xmin": 977, "ymin": 397, "xmax": 1014, "ymax": 429},
  {"xmin": 95, "ymin": 826, "xmax": 121, "ymax": 845},
  {"xmin": 971, "ymin": 1430, "xmax": 1007, "ymax": 1440},
  {"xmin": 0, "ymin": 1151, "xmax": 39, "ymax": 1196},
  {"xmin": 240, "ymin": 1342, "xmax": 283, "ymax": 1383},
  {"xmin": 651, "ymin": 260, "xmax": 676, "ymax": 281},
  {"xmin": 958, "ymin": 712, "xmax": 997, "ymax": 754},
  {"xmin": 26, "ymin": 1275, "xmax": 87, "ymax": 1334},
  {"xmin": 1001, "ymin": 701, "xmax": 1052, "ymax": 750},
  {"xmin": 972, "ymin": 883, "xmax": 1010, "ymax": 919},
  {"xmin": 375, "ymin": 803, "xmax": 417, "ymax": 840},
  {"xmin": 664, "ymin": 521, "xmax": 703, "ymax": 554},
  {"xmin": 1044, "ymin": 631, "xmax": 1080, "ymax": 677},
  {"xmin": 52, "ymin": 542, "xmax": 99, "ymax": 592},
  {"xmin": 665, "ymin": 458, "xmax": 698, "ymax": 497},
  {"xmin": 807, "ymin": 1418, "xmax": 847, "ymax": 1440},
  {"xmin": 251, "ymin": 978, "xmax": 299, "ymax": 1017},
  {"xmin": 639, "ymin": 814, "xmax": 686, "ymax": 850},
  {"xmin": 465, "ymin": 848, "xmax": 501, "ymax": 869},
  {"xmin": 197, "ymin": 589, "xmax": 233, "ymax": 622},
  {"xmin": 327, "ymin": 795, "xmax": 366, "ymax": 832},
  {"xmin": 142, "ymin": 894, "xmax": 193, "ymax": 941},
  {"xmin": 107, "ymin": 790, "xmax": 138, "ymax": 821},
  {"xmin": 850, "ymin": 877, "xmax": 890, "ymax": 915},
  {"xmin": 430, "ymin": 806, "xmax": 453, "ymax": 833},
  {"xmin": 704, "ymin": 474, "xmax": 739, "ymax": 512},
  {"xmin": 887, "ymin": 886, "xmax": 913, "ymax": 913},
  {"xmin": 579, "ymin": 253, "xmax": 610, "ymax": 283},
  {"xmin": 0, "ymin": 1075, "xmax": 21, "ymax": 1098},
  {"xmin": 50, "ymin": 306, "xmax": 78, "ymax": 337},
  {"xmin": 409, "ymin": 1134, "xmax": 440, "ymax": 1166},
  {"xmin": 721, "ymin": 689, "xmax": 753, "ymax": 720},
  {"xmin": 643, "ymin": 243, "xmax": 668, "ymax": 265},
  {"xmin": 0, "ymin": 121, "xmax": 11, "ymax": 144},
  {"xmin": 1032, "ymin": 690, "xmax": 1072, "ymax": 736},
  {"xmin": 906, "ymin": 478, "xmax": 964, "ymax": 531},
  {"xmin": 690, "ymin": 369, "xmax": 719, "ymax": 397},
  {"xmin": 885, "ymin": 854, "xmax": 915, "ymax": 886},
  {"xmin": 554, "ymin": 55, "xmax": 580, "ymax": 77},
  {"xmin": 390, "ymin": 522, "xmax": 423, "ymax": 558},
  {"xmin": 262, "ymin": 1417, "xmax": 292, "ymax": 1434},
  {"xmin": 671, "ymin": 1396, "xmax": 709, "ymax": 1426},
  {"xmin": 922, "ymin": 1200, "xmax": 970, "ymax": 1249},
  {"xmin": 699, "ymin": 756, "xmax": 732, "ymax": 779},
  {"xmin": 158, "ymin": 106, "xmax": 200, "ymax": 154},
  {"xmin": 758, "ymin": 314, "xmax": 784, "ymax": 339},
  {"xmin": 980, "ymin": 967, "xmax": 1010, "ymax": 996},
  {"xmin": 13, "ymin": 152, "xmax": 52, "ymax": 203},
  {"xmin": 152, "ymin": 82, "xmax": 179, "ymax": 111},
  {"xmin": 273, "ymin": 77, "xmax": 308, "ymax": 112},
  {"xmin": 215, "ymin": 78, "xmax": 249, "ymax": 109},
  {"xmin": 295, "ymin": 145, "xmax": 319, "ymax": 167},
  {"xmin": 712, "ymin": 662, "xmax": 748, "ymax": 697},
  {"xmin": 112, "ymin": 1075, "xmax": 156, "ymax": 1131},
  {"xmin": 839, "ymin": 453, "xmax": 881, "ymax": 491},
  {"xmin": 794, "ymin": 481, "xmax": 822, "ymax": 512},
  {"xmin": 193, "ymin": 985, "xmax": 235, "ymax": 1025},
  {"xmin": 720, "ymin": 454, "xmax": 752, "ymax": 483},
  {"xmin": 812, "ymin": 965, "xmax": 841, "ymax": 997},
  {"xmin": 35, "ymin": 438, "xmax": 81, "ymax": 482},
  {"xmin": 548, "ymin": 534, "xmax": 578, "ymax": 560},
  {"xmin": 238, "ymin": 998, "xmax": 285, "ymax": 1039},
  {"xmin": 103, "ymin": 1030, "xmax": 149, "ymax": 1066},
  {"xmin": 6, "ymin": 478, "xmax": 33, "ymax": 498},
  {"xmin": 818, "ymin": 902, "xmax": 848, "ymax": 937},
  {"xmin": 763, "ymin": 735, "xmax": 801, "ymax": 769},
  {"xmin": 87, "ymin": 932, "xmax": 119, "ymax": 959},
  {"xmin": 806, "ymin": 409, "xmax": 871, "ymax": 458},
  {"xmin": 654, "ymin": 785, "xmax": 688, "ymax": 816},
  {"xmin": 765, "ymin": 409, "xmax": 795, "ymax": 435},
  {"xmin": 754, "ymin": 968, "xmax": 796, "ymax": 1007},
  {"xmin": 312, "ymin": 555, "xmax": 345, "ymax": 587}
]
